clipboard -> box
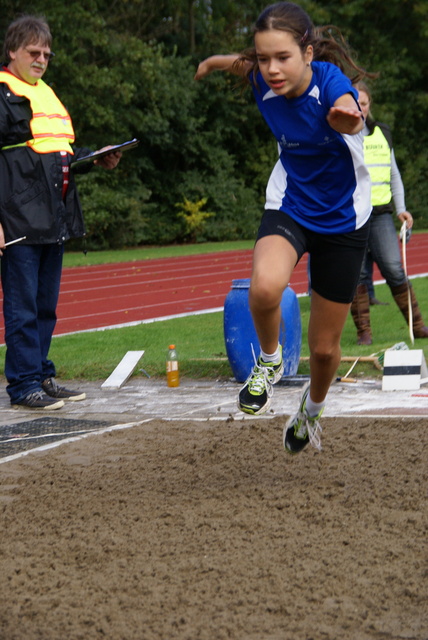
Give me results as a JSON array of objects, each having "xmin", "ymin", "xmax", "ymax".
[{"xmin": 70, "ymin": 138, "xmax": 139, "ymax": 168}]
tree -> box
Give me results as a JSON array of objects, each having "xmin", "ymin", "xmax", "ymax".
[
  {"xmin": 307, "ymin": 0, "xmax": 428, "ymax": 228},
  {"xmin": 1, "ymin": 0, "xmax": 427, "ymax": 249}
]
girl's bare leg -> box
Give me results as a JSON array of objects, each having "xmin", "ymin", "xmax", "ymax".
[
  {"xmin": 249, "ymin": 235, "xmax": 297, "ymax": 354},
  {"xmin": 283, "ymin": 290, "xmax": 351, "ymax": 453},
  {"xmin": 307, "ymin": 290, "xmax": 351, "ymax": 402}
]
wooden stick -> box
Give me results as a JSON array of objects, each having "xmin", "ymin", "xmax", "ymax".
[
  {"xmin": 4, "ymin": 236, "xmax": 26, "ymax": 247},
  {"xmin": 194, "ymin": 356, "xmax": 381, "ymax": 364}
]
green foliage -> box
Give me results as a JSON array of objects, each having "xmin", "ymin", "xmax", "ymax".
[
  {"xmin": 71, "ymin": 170, "xmax": 152, "ymax": 250},
  {"xmin": 0, "ymin": 0, "xmax": 427, "ymax": 247},
  {"xmin": 175, "ymin": 197, "xmax": 214, "ymax": 242},
  {"xmin": 305, "ymin": 0, "xmax": 428, "ymax": 227}
]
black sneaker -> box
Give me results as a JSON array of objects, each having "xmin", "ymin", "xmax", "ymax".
[
  {"xmin": 42, "ymin": 377, "xmax": 86, "ymax": 401},
  {"xmin": 283, "ymin": 382, "xmax": 323, "ymax": 454},
  {"xmin": 238, "ymin": 347, "xmax": 284, "ymax": 415},
  {"xmin": 12, "ymin": 390, "xmax": 64, "ymax": 410}
]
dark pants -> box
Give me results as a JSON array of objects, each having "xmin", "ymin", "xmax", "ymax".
[
  {"xmin": 1, "ymin": 243, "xmax": 64, "ymax": 403},
  {"xmin": 360, "ymin": 213, "xmax": 407, "ymax": 288}
]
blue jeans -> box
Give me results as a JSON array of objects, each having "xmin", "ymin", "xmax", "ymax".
[
  {"xmin": 1, "ymin": 243, "xmax": 64, "ymax": 403},
  {"xmin": 360, "ymin": 213, "xmax": 407, "ymax": 289}
]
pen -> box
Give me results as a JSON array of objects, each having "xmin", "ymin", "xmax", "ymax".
[{"xmin": 4, "ymin": 236, "xmax": 26, "ymax": 247}]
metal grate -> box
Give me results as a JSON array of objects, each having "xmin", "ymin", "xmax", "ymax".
[{"xmin": 0, "ymin": 417, "xmax": 112, "ymax": 458}]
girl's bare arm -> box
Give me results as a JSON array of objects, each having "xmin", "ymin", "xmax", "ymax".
[
  {"xmin": 327, "ymin": 93, "xmax": 364, "ymax": 135},
  {"xmin": 194, "ymin": 55, "xmax": 251, "ymax": 80}
]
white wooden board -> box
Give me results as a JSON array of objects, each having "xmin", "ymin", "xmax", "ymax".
[
  {"xmin": 382, "ymin": 349, "xmax": 427, "ymax": 391},
  {"xmin": 101, "ymin": 350, "xmax": 145, "ymax": 389}
]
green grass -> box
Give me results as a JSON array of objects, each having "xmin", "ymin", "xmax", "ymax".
[
  {"xmin": 63, "ymin": 240, "xmax": 254, "ymax": 267},
  {"xmin": 63, "ymin": 231, "xmax": 427, "ymax": 267},
  {"xmin": 1, "ymin": 278, "xmax": 426, "ymax": 383}
]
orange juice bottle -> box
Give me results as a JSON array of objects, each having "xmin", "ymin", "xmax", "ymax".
[{"xmin": 166, "ymin": 345, "xmax": 180, "ymax": 387}]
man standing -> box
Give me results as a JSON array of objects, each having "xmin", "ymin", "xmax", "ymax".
[{"xmin": 0, "ymin": 15, "xmax": 121, "ymax": 409}]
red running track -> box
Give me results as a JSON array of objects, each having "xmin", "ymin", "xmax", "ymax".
[{"xmin": 1, "ymin": 234, "xmax": 427, "ymax": 337}]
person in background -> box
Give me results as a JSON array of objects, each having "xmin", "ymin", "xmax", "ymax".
[
  {"xmin": 195, "ymin": 2, "xmax": 374, "ymax": 454},
  {"xmin": 365, "ymin": 252, "xmax": 388, "ymax": 305},
  {"xmin": 0, "ymin": 15, "xmax": 121, "ymax": 409},
  {"xmin": 350, "ymin": 81, "xmax": 428, "ymax": 345}
]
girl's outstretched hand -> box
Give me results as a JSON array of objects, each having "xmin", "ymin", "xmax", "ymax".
[
  {"xmin": 194, "ymin": 55, "xmax": 245, "ymax": 80},
  {"xmin": 327, "ymin": 106, "xmax": 364, "ymax": 134},
  {"xmin": 194, "ymin": 59, "xmax": 212, "ymax": 80}
]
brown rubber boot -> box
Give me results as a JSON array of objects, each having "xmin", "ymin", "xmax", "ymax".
[
  {"xmin": 370, "ymin": 297, "xmax": 389, "ymax": 306},
  {"xmin": 350, "ymin": 284, "xmax": 373, "ymax": 345},
  {"xmin": 391, "ymin": 283, "xmax": 428, "ymax": 338}
]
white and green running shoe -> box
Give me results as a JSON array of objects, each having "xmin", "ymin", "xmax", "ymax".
[
  {"xmin": 283, "ymin": 382, "xmax": 323, "ymax": 453},
  {"xmin": 238, "ymin": 346, "xmax": 284, "ymax": 415}
]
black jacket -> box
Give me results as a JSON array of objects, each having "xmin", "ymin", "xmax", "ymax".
[{"xmin": 0, "ymin": 80, "xmax": 92, "ymax": 244}]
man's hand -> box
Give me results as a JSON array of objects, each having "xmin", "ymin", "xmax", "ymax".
[
  {"xmin": 398, "ymin": 210, "xmax": 413, "ymax": 229},
  {"xmin": 94, "ymin": 147, "xmax": 122, "ymax": 169}
]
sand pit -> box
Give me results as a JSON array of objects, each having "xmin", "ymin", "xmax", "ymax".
[{"xmin": 0, "ymin": 415, "xmax": 426, "ymax": 639}]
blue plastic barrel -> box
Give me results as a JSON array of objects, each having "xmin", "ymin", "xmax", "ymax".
[{"xmin": 223, "ymin": 278, "xmax": 301, "ymax": 382}]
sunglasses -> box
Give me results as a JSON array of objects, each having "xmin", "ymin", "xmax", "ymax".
[{"xmin": 24, "ymin": 47, "xmax": 55, "ymax": 62}]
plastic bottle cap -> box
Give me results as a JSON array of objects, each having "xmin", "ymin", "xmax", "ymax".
[{"xmin": 169, "ymin": 344, "xmax": 175, "ymax": 349}]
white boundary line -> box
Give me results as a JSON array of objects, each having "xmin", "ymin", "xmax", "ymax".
[
  {"xmin": 0, "ymin": 272, "xmax": 426, "ymax": 344},
  {"xmin": 54, "ymin": 307, "xmax": 225, "ymax": 338},
  {"xmin": 0, "ymin": 419, "xmax": 150, "ymax": 465},
  {"xmin": 0, "ymin": 307, "xmax": 224, "ymax": 346},
  {"xmin": 52, "ymin": 272, "xmax": 428, "ymax": 338}
]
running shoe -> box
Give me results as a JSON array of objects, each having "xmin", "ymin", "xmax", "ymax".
[
  {"xmin": 12, "ymin": 390, "xmax": 64, "ymax": 410},
  {"xmin": 42, "ymin": 377, "xmax": 86, "ymax": 401},
  {"xmin": 238, "ymin": 346, "xmax": 284, "ymax": 415},
  {"xmin": 283, "ymin": 382, "xmax": 323, "ymax": 453}
]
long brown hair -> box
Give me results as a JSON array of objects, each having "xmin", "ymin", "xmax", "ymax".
[{"xmin": 234, "ymin": 2, "xmax": 377, "ymax": 84}]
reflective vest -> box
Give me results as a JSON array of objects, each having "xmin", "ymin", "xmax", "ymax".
[
  {"xmin": 363, "ymin": 125, "xmax": 391, "ymax": 206},
  {"xmin": 0, "ymin": 71, "xmax": 74, "ymax": 154}
]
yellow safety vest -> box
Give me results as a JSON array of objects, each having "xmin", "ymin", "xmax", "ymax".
[
  {"xmin": 363, "ymin": 125, "xmax": 391, "ymax": 206},
  {"xmin": 0, "ymin": 71, "xmax": 74, "ymax": 154}
]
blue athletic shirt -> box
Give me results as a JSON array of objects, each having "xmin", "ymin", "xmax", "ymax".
[{"xmin": 251, "ymin": 61, "xmax": 372, "ymax": 234}]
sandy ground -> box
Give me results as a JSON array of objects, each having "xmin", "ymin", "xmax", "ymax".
[{"xmin": 0, "ymin": 415, "xmax": 426, "ymax": 640}]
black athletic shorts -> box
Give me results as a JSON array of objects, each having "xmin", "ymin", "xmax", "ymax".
[{"xmin": 256, "ymin": 209, "xmax": 370, "ymax": 303}]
